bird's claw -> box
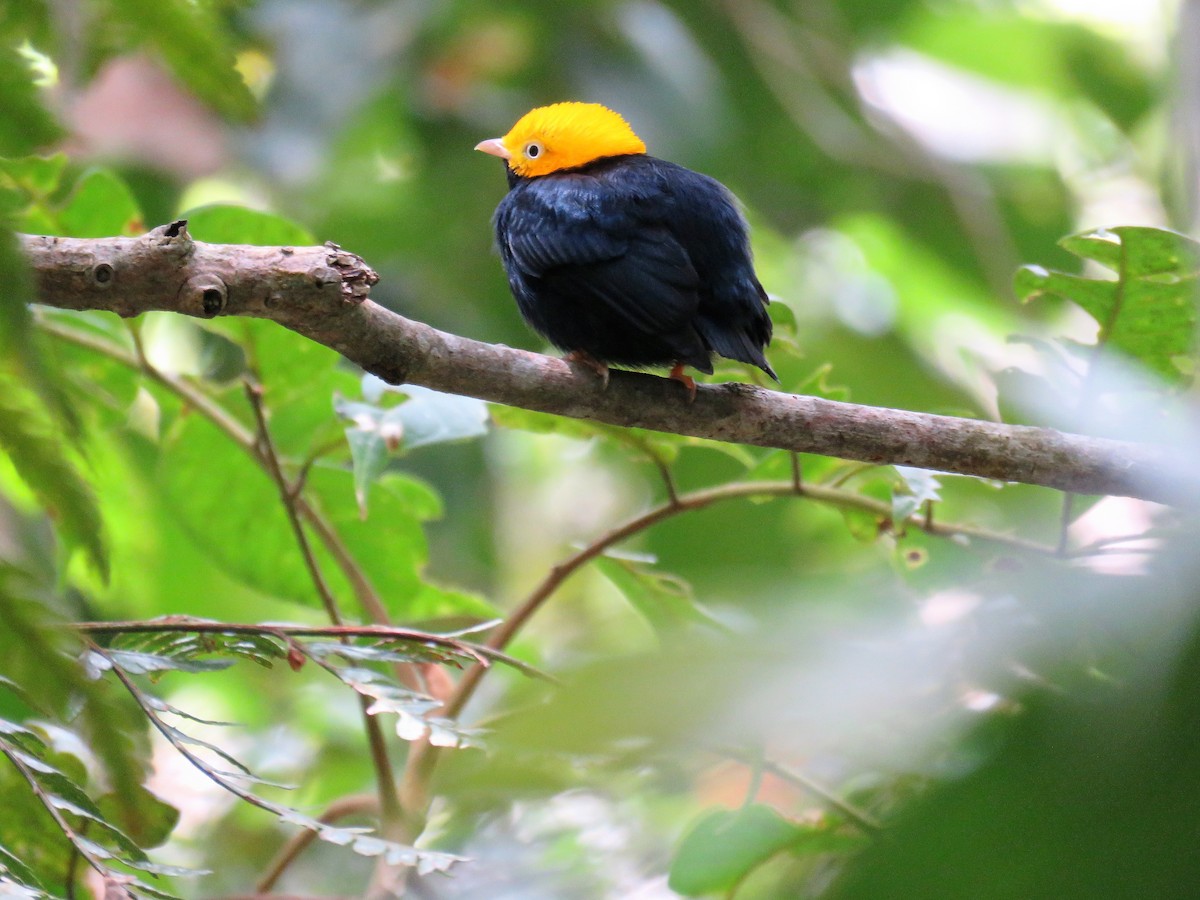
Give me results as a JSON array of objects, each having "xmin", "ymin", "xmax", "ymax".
[
  {"xmin": 565, "ymin": 350, "xmax": 610, "ymax": 389},
  {"xmin": 668, "ymin": 363, "xmax": 697, "ymax": 402}
]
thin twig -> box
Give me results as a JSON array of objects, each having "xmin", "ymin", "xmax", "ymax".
[
  {"xmin": 717, "ymin": 745, "xmax": 882, "ymax": 835},
  {"xmin": 255, "ymin": 793, "xmax": 379, "ymax": 892},
  {"xmin": 243, "ymin": 380, "xmax": 344, "ymax": 626},
  {"xmin": 242, "ymin": 381, "xmax": 404, "ymax": 834},
  {"xmin": 0, "ymin": 736, "xmax": 112, "ymax": 885},
  {"xmin": 398, "ymin": 477, "xmax": 1061, "ymax": 827},
  {"xmin": 37, "ymin": 316, "xmax": 393, "ymax": 623}
]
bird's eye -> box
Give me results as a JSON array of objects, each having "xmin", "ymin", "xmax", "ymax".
[{"xmin": 524, "ymin": 141, "xmax": 543, "ymax": 159}]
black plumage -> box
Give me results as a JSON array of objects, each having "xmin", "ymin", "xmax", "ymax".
[{"xmin": 490, "ymin": 154, "xmax": 776, "ymax": 380}]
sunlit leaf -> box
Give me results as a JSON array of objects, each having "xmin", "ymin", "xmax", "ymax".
[
  {"xmin": 0, "ymin": 47, "xmax": 61, "ymax": 155},
  {"xmin": 59, "ymin": 169, "xmax": 142, "ymax": 238},
  {"xmin": 107, "ymin": 0, "xmax": 256, "ymax": 122},
  {"xmin": 182, "ymin": 204, "xmax": 313, "ymax": 245},
  {"xmin": 0, "ymin": 381, "xmax": 107, "ymax": 578},
  {"xmin": 106, "ymin": 649, "xmax": 234, "ymax": 675},
  {"xmin": 594, "ymin": 556, "xmax": 728, "ymax": 638},
  {"xmin": 1015, "ymin": 226, "xmax": 1198, "ymax": 384}
]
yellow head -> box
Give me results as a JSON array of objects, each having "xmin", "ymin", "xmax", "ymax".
[{"xmin": 475, "ymin": 102, "xmax": 647, "ymax": 178}]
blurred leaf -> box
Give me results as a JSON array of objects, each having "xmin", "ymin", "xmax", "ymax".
[
  {"xmin": 669, "ymin": 804, "xmax": 804, "ymax": 896},
  {"xmin": 108, "ymin": 0, "xmax": 257, "ymax": 122},
  {"xmin": 59, "ymin": 168, "xmax": 143, "ymax": 238},
  {"xmin": 0, "ymin": 379, "xmax": 107, "ymax": 578},
  {"xmin": 0, "ymin": 46, "xmax": 61, "ymax": 156},
  {"xmin": 594, "ymin": 555, "xmax": 727, "ymax": 638},
  {"xmin": 901, "ymin": 13, "xmax": 1153, "ymax": 130},
  {"xmin": 492, "ymin": 402, "xmax": 757, "ymax": 468},
  {"xmin": 373, "ymin": 383, "xmax": 490, "ymax": 452},
  {"xmin": 182, "ymin": 204, "xmax": 313, "ymax": 245},
  {"xmin": 830, "ymin": 613, "xmax": 1200, "ymax": 900},
  {"xmin": 837, "ymin": 473, "xmax": 892, "ymax": 543},
  {"xmin": 327, "ymin": 665, "xmax": 479, "ymax": 748},
  {"xmin": 96, "ymin": 784, "xmax": 179, "ymax": 850},
  {"xmin": 1015, "ymin": 226, "xmax": 1198, "ymax": 384},
  {"xmin": 0, "ymin": 841, "xmax": 45, "ymax": 894},
  {"xmin": 0, "ymin": 154, "xmax": 68, "ymax": 218},
  {"xmin": 337, "ymin": 380, "xmax": 489, "ymax": 514},
  {"xmin": 275, "ymin": 807, "xmax": 464, "ymax": 874},
  {"xmin": 342, "ymin": 424, "xmax": 390, "ymax": 517},
  {"xmin": 892, "ymin": 466, "xmax": 942, "ymax": 530},
  {"xmin": 106, "ymin": 649, "xmax": 234, "ymax": 675},
  {"xmin": 0, "ymin": 710, "xmax": 176, "ymax": 897},
  {"xmin": 0, "ymin": 226, "xmax": 34, "ymax": 360}
]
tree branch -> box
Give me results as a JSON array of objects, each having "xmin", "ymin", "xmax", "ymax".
[{"xmin": 20, "ymin": 223, "xmax": 1191, "ymax": 505}]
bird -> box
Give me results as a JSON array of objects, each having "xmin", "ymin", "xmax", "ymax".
[{"xmin": 475, "ymin": 101, "xmax": 776, "ymax": 398}]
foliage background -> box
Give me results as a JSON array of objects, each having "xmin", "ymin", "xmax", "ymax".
[{"xmin": 0, "ymin": 0, "xmax": 1197, "ymax": 897}]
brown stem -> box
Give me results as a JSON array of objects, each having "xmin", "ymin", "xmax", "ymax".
[
  {"xmin": 397, "ymin": 477, "xmax": 1060, "ymax": 829},
  {"xmin": 717, "ymin": 746, "xmax": 882, "ymax": 835},
  {"xmin": 37, "ymin": 316, "xmax": 392, "ymax": 623},
  {"xmin": 255, "ymin": 794, "xmax": 379, "ymax": 892},
  {"xmin": 241, "ymin": 382, "xmax": 404, "ymax": 833}
]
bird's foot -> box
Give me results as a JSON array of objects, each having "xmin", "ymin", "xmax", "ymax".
[
  {"xmin": 668, "ymin": 363, "xmax": 697, "ymax": 402},
  {"xmin": 564, "ymin": 350, "xmax": 610, "ymax": 389}
]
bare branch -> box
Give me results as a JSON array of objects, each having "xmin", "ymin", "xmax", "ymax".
[{"xmin": 19, "ymin": 224, "xmax": 1191, "ymax": 505}]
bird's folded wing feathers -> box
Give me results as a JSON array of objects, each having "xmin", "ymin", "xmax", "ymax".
[{"xmin": 500, "ymin": 187, "xmax": 701, "ymax": 334}]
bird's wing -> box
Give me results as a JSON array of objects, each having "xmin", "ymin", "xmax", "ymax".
[{"xmin": 498, "ymin": 180, "xmax": 701, "ymax": 334}]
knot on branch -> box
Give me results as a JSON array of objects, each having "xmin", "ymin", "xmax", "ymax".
[
  {"xmin": 325, "ymin": 242, "xmax": 379, "ymax": 305},
  {"xmin": 148, "ymin": 219, "xmax": 196, "ymax": 262},
  {"xmin": 179, "ymin": 273, "xmax": 228, "ymax": 318}
]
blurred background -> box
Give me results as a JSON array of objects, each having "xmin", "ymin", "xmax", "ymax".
[{"xmin": 2, "ymin": 0, "xmax": 1198, "ymax": 897}]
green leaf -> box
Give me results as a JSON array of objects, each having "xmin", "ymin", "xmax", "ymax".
[
  {"xmin": 669, "ymin": 804, "xmax": 804, "ymax": 896},
  {"xmin": 182, "ymin": 204, "xmax": 314, "ymax": 245},
  {"xmin": 1015, "ymin": 226, "xmax": 1198, "ymax": 383},
  {"xmin": 594, "ymin": 555, "xmax": 727, "ymax": 638},
  {"xmin": 108, "ymin": 0, "xmax": 257, "ymax": 122},
  {"xmin": 900, "ymin": 13, "xmax": 1153, "ymax": 131},
  {"xmin": 0, "ymin": 46, "xmax": 61, "ymax": 155},
  {"xmin": 328, "ymin": 665, "xmax": 480, "ymax": 748},
  {"xmin": 0, "ymin": 380, "xmax": 107, "ymax": 578},
  {"xmin": 59, "ymin": 168, "xmax": 143, "ymax": 238},
  {"xmin": 0, "ymin": 153, "xmax": 68, "ymax": 213},
  {"xmin": 373, "ymin": 383, "xmax": 490, "ymax": 452},
  {"xmin": 96, "ymin": 784, "xmax": 180, "ymax": 850},
  {"xmin": 106, "ymin": 649, "xmax": 234, "ymax": 675},
  {"xmin": 0, "ymin": 227, "xmax": 34, "ymax": 361},
  {"xmin": 0, "ymin": 842, "xmax": 46, "ymax": 893},
  {"xmin": 156, "ymin": 412, "xmax": 316, "ymax": 606},
  {"xmin": 336, "ymin": 381, "xmax": 489, "ymax": 514},
  {"xmin": 343, "ymin": 423, "xmax": 390, "ymax": 517},
  {"xmin": 155, "ymin": 408, "xmax": 483, "ymax": 619}
]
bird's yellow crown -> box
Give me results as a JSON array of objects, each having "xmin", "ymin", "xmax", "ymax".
[{"xmin": 481, "ymin": 102, "xmax": 647, "ymax": 178}]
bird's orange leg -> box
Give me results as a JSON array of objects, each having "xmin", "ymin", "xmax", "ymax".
[
  {"xmin": 564, "ymin": 350, "xmax": 610, "ymax": 388},
  {"xmin": 668, "ymin": 363, "xmax": 697, "ymax": 402}
]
